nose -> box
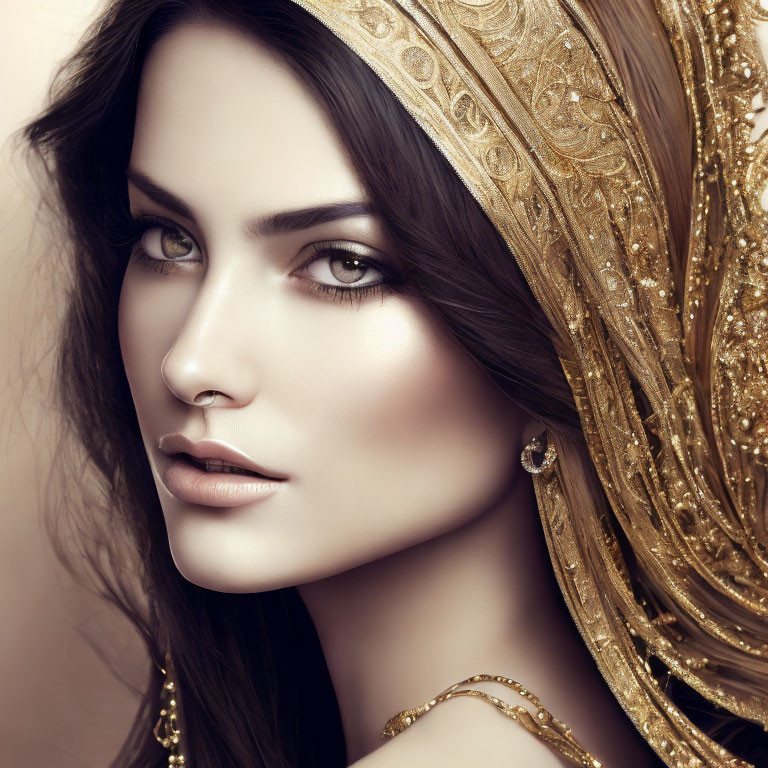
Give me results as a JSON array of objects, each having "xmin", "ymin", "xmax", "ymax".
[{"xmin": 160, "ymin": 269, "xmax": 260, "ymax": 408}]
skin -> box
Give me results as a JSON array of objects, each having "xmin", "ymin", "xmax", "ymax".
[{"xmin": 118, "ymin": 20, "xmax": 659, "ymax": 768}]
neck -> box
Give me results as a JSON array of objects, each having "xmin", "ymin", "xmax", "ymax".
[{"xmin": 297, "ymin": 475, "xmax": 651, "ymax": 766}]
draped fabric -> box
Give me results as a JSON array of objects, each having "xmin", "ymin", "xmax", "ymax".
[{"xmin": 284, "ymin": 1, "xmax": 768, "ymax": 765}]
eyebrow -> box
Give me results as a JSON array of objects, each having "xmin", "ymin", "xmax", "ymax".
[{"xmin": 126, "ymin": 167, "xmax": 378, "ymax": 236}]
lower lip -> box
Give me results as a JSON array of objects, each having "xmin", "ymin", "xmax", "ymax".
[{"xmin": 162, "ymin": 457, "xmax": 286, "ymax": 508}]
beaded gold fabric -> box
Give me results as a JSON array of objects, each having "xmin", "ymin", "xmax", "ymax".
[{"xmin": 285, "ymin": 1, "xmax": 768, "ymax": 765}]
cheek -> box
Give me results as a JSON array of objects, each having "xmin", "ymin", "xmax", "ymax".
[{"xmin": 284, "ymin": 297, "xmax": 520, "ymax": 532}]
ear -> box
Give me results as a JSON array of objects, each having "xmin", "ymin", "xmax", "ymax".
[{"xmin": 520, "ymin": 413, "xmax": 546, "ymax": 449}]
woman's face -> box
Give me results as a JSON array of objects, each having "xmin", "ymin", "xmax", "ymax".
[{"xmin": 118, "ymin": 20, "xmax": 527, "ymax": 592}]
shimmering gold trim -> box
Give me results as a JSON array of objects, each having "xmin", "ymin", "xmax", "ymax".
[{"xmin": 285, "ymin": 1, "xmax": 768, "ymax": 766}]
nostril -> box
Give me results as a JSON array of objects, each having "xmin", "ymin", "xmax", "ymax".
[{"xmin": 193, "ymin": 390, "xmax": 219, "ymax": 407}]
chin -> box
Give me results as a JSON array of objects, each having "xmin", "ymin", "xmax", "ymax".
[
  {"xmin": 165, "ymin": 532, "xmax": 335, "ymax": 594},
  {"xmin": 170, "ymin": 552, "xmax": 247, "ymax": 593},
  {"xmin": 167, "ymin": 538, "xmax": 277, "ymax": 593}
]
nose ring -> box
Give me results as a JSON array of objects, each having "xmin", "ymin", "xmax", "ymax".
[{"xmin": 193, "ymin": 390, "xmax": 219, "ymax": 407}]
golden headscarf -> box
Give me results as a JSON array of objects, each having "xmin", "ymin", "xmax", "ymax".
[{"xmin": 284, "ymin": 1, "xmax": 768, "ymax": 766}]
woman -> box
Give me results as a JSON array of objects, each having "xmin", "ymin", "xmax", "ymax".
[{"xmin": 24, "ymin": 0, "xmax": 768, "ymax": 766}]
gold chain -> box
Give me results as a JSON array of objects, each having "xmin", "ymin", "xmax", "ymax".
[
  {"xmin": 380, "ymin": 674, "xmax": 602, "ymax": 767},
  {"xmin": 156, "ymin": 668, "xmax": 600, "ymax": 765}
]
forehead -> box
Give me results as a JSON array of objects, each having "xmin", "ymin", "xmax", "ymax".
[{"xmin": 130, "ymin": 21, "xmax": 367, "ymax": 218}]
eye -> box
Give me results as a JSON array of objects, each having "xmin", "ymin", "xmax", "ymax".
[
  {"xmin": 135, "ymin": 220, "xmax": 202, "ymax": 263},
  {"xmin": 298, "ymin": 241, "xmax": 388, "ymax": 288}
]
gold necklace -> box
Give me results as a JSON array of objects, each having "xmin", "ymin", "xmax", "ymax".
[
  {"xmin": 155, "ymin": 666, "xmax": 600, "ymax": 767},
  {"xmin": 380, "ymin": 674, "xmax": 603, "ymax": 768}
]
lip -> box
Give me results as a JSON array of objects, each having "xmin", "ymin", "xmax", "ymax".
[
  {"xmin": 158, "ymin": 433, "xmax": 287, "ymax": 478},
  {"xmin": 157, "ymin": 433, "xmax": 287, "ymax": 508}
]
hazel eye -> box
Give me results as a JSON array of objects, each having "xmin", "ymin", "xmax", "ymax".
[
  {"xmin": 140, "ymin": 225, "xmax": 201, "ymax": 262},
  {"xmin": 329, "ymin": 254, "xmax": 368, "ymax": 284},
  {"xmin": 301, "ymin": 247, "xmax": 386, "ymax": 288}
]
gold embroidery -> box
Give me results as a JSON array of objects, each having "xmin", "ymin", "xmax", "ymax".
[{"xmin": 286, "ymin": 1, "xmax": 768, "ymax": 765}]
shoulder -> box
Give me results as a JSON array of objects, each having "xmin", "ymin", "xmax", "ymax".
[{"xmin": 348, "ymin": 692, "xmax": 572, "ymax": 768}]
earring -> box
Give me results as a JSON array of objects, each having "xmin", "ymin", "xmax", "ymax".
[
  {"xmin": 153, "ymin": 653, "xmax": 186, "ymax": 766},
  {"xmin": 520, "ymin": 432, "xmax": 557, "ymax": 474}
]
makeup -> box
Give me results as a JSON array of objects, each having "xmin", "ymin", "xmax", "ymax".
[
  {"xmin": 158, "ymin": 434, "xmax": 287, "ymax": 507},
  {"xmin": 161, "ymin": 457, "xmax": 284, "ymax": 507}
]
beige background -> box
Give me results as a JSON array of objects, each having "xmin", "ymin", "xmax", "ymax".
[
  {"xmin": 2, "ymin": 3, "xmax": 768, "ymax": 768},
  {"xmin": 0, "ymin": 2, "xmax": 146, "ymax": 767}
]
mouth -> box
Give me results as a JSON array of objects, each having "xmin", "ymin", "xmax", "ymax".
[
  {"xmin": 157, "ymin": 434, "xmax": 287, "ymax": 507},
  {"xmin": 175, "ymin": 452, "xmax": 280, "ymax": 479},
  {"xmin": 157, "ymin": 433, "xmax": 288, "ymax": 479}
]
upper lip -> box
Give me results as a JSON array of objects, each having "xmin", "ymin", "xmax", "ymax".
[{"xmin": 158, "ymin": 433, "xmax": 287, "ymax": 480}]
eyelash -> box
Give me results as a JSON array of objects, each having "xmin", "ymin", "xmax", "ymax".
[{"xmin": 124, "ymin": 215, "xmax": 403, "ymax": 306}]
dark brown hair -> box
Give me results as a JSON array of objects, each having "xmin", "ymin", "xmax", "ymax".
[{"xmin": 24, "ymin": 1, "xmax": 767, "ymax": 766}]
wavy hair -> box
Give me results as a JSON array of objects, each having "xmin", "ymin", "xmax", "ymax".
[{"xmin": 24, "ymin": 0, "xmax": 767, "ymax": 765}]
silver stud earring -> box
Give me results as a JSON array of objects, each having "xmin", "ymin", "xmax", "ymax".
[{"xmin": 520, "ymin": 432, "xmax": 557, "ymax": 474}]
